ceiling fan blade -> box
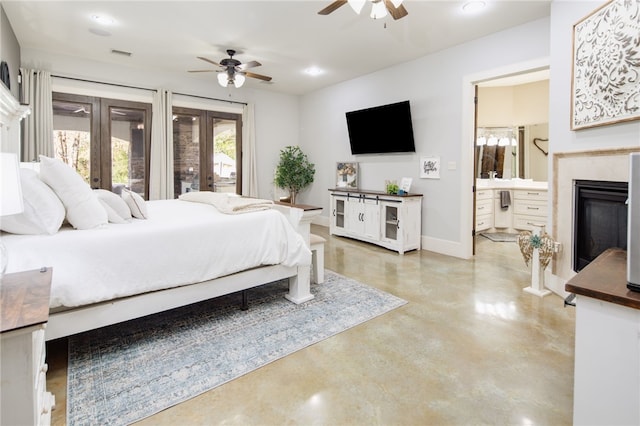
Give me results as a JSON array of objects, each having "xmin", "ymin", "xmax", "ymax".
[
  {"xmin": 384, "ymin": 0, "xmax": 408, "ymax": 20},
  {"xmin": 188, "ymin": 69, "xmax": 216, "ymax": 73},
  {"xmin": 318, "ymin": 0, "xmax": 347, "ymax": 15},
  {"xmin": 244, "ymin": 71, "xmax": 272, "ymax": 82},
  {"xmin": 237, "ymin": 60, "xmax": 261, "ymax": 71},
  {"xmin": 197, "ymin": 56, "xmax": 221, "ymax": 67}
]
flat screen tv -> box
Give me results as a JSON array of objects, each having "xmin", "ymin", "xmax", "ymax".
[{"xmin": 346, "ymin": 100, "xmax": 416, "ymax": 155}]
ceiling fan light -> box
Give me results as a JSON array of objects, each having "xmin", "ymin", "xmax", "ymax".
[
  {"xmin": 370, "ymin": 1, "xmax": 387, "ymax": 19},
  {"xmin": 234, "ymin": 73, "xmax": 246, "ymax": 88},
  {"xmin": 348, "ymin": 0, "xmax": 366, "ymax": 14},
  {"xmin": 390, "ymin": 0, "xmax": 403, "ymax": 7},
  {"xmin": 217, "ymin": 72, "xmax": 228, "ymax": 87}
]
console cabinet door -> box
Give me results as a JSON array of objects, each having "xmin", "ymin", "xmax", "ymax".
[
  {"xmin": 347, "ymin": 197, "xmax": 380, "ymax": 240},
  {"xmin": 330, "ymin": 195, "xmax": 346, "ymax": 233}
]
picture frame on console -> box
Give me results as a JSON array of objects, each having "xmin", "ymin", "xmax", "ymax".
[
  {"xmin": 571, "ymin": 0, "xmax": 640, "ymax": 130},
  {"xmin": 336, "ymin": 162, "xmax": 358, "ymax": 189}
]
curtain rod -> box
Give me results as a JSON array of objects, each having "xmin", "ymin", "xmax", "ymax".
[{"xmin": 51, "ymin": 75, "xmax": 248, "ymax": 106}]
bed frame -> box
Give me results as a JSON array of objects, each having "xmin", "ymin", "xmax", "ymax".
[{"xmin": 45, "ymin": 204, "xmax": 321, "ymax": 341}]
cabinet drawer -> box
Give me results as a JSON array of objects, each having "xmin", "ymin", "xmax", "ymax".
[
  {"xmin": 513, "ymin": 215, "xmax": 546, "ymax": 231},
  {"xmin": 476, "ymin": 189, "xmax": 493, "ymax": 200},
  {"xmin": 476, "ymin": 198, "xmax": 493, "ymax": 214},
  {"xmin": 476, "ymin": 214, "xmax": 492, "ymax": 231},
  {"xmin": 514, "ymin": 200, "xmax": 547, "ymax": 217},
  {"xmin": 514, "ymin": 189, "xmax": 547, "ymax": 201}
]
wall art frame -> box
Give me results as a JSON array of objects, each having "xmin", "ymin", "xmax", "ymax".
[
  {"xmin": 420, "ymin": 156, "xmax": 440, "ymax": 179},
  {"xmin": 336, "ymin": 162, "xmax": 358, "ymax": 189},
  {"xmin": 571, "ymin": 0, "xmax": 640, "ymax": 130}
]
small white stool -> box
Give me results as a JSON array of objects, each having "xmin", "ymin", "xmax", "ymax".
[{"xmin": 309, "ymin": 233, "xmax": 326, "ymax": 284}]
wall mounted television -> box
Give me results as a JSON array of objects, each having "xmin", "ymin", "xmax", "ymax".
[{"xmin": 346, "ymin": 100, "xmax": 416, "ymax": 155}]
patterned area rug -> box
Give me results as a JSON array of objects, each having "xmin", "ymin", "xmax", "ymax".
[
  {"xmin": 479, "ymin": 232, "xmax": 519, "ymax": 242},
  {"xmin": 67, "ymin": 271, "xmax": 406, "ymax": 425}
]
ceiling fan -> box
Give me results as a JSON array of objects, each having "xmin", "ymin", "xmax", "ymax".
[
  {"xmin": 189, "ymin": 49, "xmax": 272, "ymax": 88},
  {"xmin": 318, "ymin": 0, "xmax": 408, "ymax": 20}
]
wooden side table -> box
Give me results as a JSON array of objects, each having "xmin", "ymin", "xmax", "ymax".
[{"xmin": 1, "ymin": 267, "xmax": 55, "ymax": 426}]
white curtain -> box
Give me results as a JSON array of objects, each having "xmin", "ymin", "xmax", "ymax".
[
  {"xmin": 19, "ymin": 68, "xmax": 53, "ymax": 161},
  {"xmin": 149, "ymin": 89, "xmax": 174, "ymax": 200},
  {"xmin": 242, "ymin": 103, "xmax": 258, "ymax": 197}
]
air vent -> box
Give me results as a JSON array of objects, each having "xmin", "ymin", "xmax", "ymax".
[{"xmin": 111, "ymin": 49, "xmax": 132, "ymax": 57}]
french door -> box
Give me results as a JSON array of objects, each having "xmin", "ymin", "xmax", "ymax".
[
  {"xmin": 172, "ymin": 107, "xmax": 242, "ymax": 197},
  {"xmin": 52, "ymin": 93, "xmax": 152, "ymax": 197}
]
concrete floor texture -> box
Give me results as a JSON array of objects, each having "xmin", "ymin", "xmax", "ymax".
[{"xmin": 47, "ymin": 225, "xmax": 576, "ymax": 425}]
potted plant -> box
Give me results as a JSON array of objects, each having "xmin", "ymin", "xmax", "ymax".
[{"xmin": 274, "ymin": 145, "xmax": 315, "ymax": 204}]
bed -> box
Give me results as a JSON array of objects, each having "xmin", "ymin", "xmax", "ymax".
[{"xmin": 2, "ymin": 192, "xmax": 318, "ymax": 341}]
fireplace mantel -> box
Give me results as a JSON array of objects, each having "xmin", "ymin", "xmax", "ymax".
[
  {"xmin": 0, "ymin": 82, "xmax": 29, "ymax": 154},
  {"xmin": 551, "ymin": 148, "xmax": 640, "ymax": 290}
]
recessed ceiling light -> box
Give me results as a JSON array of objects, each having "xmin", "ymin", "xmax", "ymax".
[
  {"xmin": 90, "ymin": 14, "xmax": 115, "ymax": 26},
  {"xmin": 462, "ymin": 1, "xmax": 486, "ymax": 13},
  {"xmin": 304, "ymin": 66, "xmax": 324, "ymax": 77}
]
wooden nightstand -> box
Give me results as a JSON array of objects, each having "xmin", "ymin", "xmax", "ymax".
[{"xmin": 1, "ymin": 267, "xmax": 55, "ymax": 426}]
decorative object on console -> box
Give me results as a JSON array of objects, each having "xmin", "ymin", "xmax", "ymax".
[
  {"xmin": 420, "ymin": 156, "xmax": 440, "ymax": 179},
  {"xmin": 571, "ymin": 0, "xmax": 640, "ymax": 130},
  {"xmin": 399, "ymin": 177, "xmax": 412, "ymax": 194},
  {"xmin": 0, "ymin": 152, "xmax": 23, "ymax": 275},
  {"xmin": 336, "ymin": 161, "xmax": 358, "ymax": 189},
  {"xmin": 274, "ymin": 146, "xmax": 315, "ymax": 204},
  {"xmin": 385, "ymin": 180, "xmax": 398, "ymax": 195}
]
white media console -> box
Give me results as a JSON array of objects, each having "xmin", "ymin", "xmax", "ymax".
[{"xmin": 328, "ymin": 188, "xmax": 422, "ymax": 254}]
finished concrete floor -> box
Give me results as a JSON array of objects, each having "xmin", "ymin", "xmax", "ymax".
[{"xmin": 46, "ymin": 225, "xmax": 576, "ymax": 425}]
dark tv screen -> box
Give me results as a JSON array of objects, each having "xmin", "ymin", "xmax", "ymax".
[{"xmin": 346, "ymin": 100, "xmax": 416, "ymax": 155}]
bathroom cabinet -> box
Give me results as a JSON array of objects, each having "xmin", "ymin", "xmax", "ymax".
[
  {"xmin": 475, "ymin": 181, "xmax": 547, "ymax": 234},
  {"xmin": 329, "ymin": 189, "xmax": 422, "ymax": 254}
]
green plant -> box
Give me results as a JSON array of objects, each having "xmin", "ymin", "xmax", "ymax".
[
  {"xmin": 386, "ymin": 181, "xmax": 399, "ymax": 195},
  {"xmin": 274, "ymin": 146, "xmax": 315, "ymax": 204}
]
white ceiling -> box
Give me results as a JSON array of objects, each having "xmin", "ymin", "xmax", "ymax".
[{"xmin": 3, "ymin": 1, "xmax": 551, "ymax": 96}]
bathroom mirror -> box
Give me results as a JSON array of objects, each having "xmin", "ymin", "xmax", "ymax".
[{"xmin": 475, "ymin": 124, "xmax": 548, "ymax": 181}]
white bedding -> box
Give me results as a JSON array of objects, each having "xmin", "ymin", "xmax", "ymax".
[{"xmin": 2, "ymin": 199, "xmax": 311, "ymax": 308}]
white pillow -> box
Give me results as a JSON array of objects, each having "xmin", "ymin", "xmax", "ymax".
[
  {"xmin": 121, "ymin": 188, "xmax": 148, "ymax": 219},
  {"xmin": 0, "ymin": 168, "xmax": 65, "ymax": 235},
  {"xmin": 94, "ymin": 189, "xmax": 132, "ymax": 222},
  {"xmin": 98, "ymin": 199, "xmax": 129, "ymax": 224},
  {"xmin": 38, "ymin": 155, "xmax": 108, "ymax": 230}
]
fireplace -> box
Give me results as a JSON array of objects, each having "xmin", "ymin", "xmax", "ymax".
[{"xmin": 573, "ymin": 180, "xmax": 628, "ymax": 272}]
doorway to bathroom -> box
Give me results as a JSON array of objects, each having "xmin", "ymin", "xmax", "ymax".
[{"xmin": 472, "ymin": 69, "xmax": 550, "ymax": 256}]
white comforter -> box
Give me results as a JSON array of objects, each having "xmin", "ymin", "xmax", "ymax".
[{"xmin": 2, "ymin": 200, "xmax": 311, "ymax": 308}]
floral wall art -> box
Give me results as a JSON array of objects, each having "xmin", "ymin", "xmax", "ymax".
[{"xmin": 571, "ymin": 0, "xmax": 640, "ymax": 130}]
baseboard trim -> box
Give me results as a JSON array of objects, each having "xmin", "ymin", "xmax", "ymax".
[{"xmin": 422, "ymin": 236, "xmax": 469, "ymax": 259}]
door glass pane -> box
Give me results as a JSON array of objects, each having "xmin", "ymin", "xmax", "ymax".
[
  {"xmin": 52, "ymin": 100, "xmax": 92, "ymax": 183},
  {"xmin": 212, "ymin": 118, "xmax": 237, "ymax": 193},
  {"xmin": 173, "ymin": 113, "xmax": 201, "ymax": 196},
  {"xmin": 111, "ymin": 107, "xmax": 145, "ymax": 195}
]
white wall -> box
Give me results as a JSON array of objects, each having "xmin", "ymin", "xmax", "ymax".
[
  {"xmin": 1, "ymin": 5, "xmax": 21, "ymax": 100},
  {"xmin": 20, "ymin": 47, "xmax": 300, "ymax": 200},
  {"xmin": 548, "ymin": 1, "xmax": 640, "ymax": 157},
  {"xmin": 299, "ymin": 17, "xmax": 550, "ymax": 257}
]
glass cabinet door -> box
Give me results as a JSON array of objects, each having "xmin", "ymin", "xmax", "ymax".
[
  {"xmin": 334, "ymin": 198, "xmax": 345, "ymax": 228},
  {"xmin": 384, "ymin": 204, "xmax": 399, "ymax": 241}
]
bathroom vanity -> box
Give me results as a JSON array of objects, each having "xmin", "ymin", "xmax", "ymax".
[{"xmin": 475, "ymin": 179, "xmax": 548, "ymax": 234}]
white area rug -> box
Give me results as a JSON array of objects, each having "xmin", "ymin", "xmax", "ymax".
[{"xmin": 67, "ymin": 270, "xmax": 406, "ymax": 425}]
